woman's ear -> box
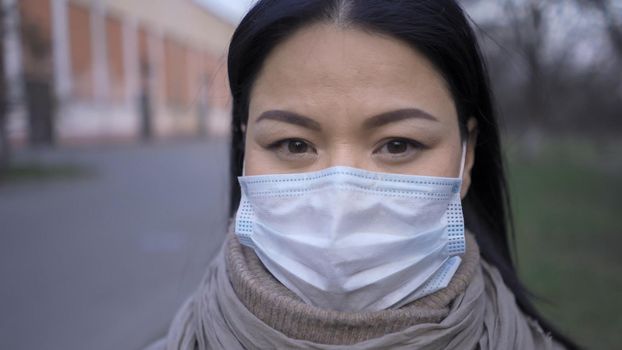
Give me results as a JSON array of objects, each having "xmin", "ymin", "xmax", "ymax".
[{"xmin": 460, "ymin": 117, "xmax": 478, "ymax": 199}]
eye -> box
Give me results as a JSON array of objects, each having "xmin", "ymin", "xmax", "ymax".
[
  {"xmin": 373, "ymin": 138, "xmax": 424, "ymax": 160},
  {"xmin": 385, "ymin": 140, "xmax": 409, "ymax": 154},
  {"xmin": 268, "ymin": 138, "xmax": 317, "ymax": 159},
  {"xmin": 287, "ymin": 139, "xmax": 310, "ymax": 154}
]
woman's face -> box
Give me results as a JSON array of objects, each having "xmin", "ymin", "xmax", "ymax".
[{"xmin": 245, "ymin": 24, "xmax": 477, "ymax": 198}]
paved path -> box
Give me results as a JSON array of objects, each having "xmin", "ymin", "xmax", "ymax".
[{"xmin": 0, "ymin": 140, "xmax": 230, "ymax": 350}]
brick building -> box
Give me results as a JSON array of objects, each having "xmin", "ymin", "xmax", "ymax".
[{"xmin": 4, "ymin": 0, "xmax": 235, "ymax": 146}]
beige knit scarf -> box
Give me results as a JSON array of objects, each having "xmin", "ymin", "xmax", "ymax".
[{"xmin": 148, "ymin": 230, "xmax": 563, "ymax": 350}]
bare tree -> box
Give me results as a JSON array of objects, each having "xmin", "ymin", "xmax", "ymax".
[
  {"xmin": 578, "ymin": 0, "xmax": 622, "ymax": 60},
  {"xmin": 0, "ymin": 4, "xmax": 10, "ymax": 175},
  {"xmin": 480, "ymin": 0, "xmax": 561, "ymax": 153},
  {"xmin": 468, "ymin": 0, "xmax": 622, "ymax": 144},
  {"xmin": 510, "ymin": 0, "xmax": 548, "ymax": 125}
]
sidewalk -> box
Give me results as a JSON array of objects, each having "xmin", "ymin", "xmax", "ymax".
[{"xmin": 0, "ymin": 139, "xmax": 230, "ymax": 350}]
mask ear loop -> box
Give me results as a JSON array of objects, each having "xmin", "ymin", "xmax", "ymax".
[
  {"xmin": 240, "ymin": 124, "xmax": 247, "ymax": 176},
  {"xmin": 453, "ymin": 141, "xmax": 468, "ymax": 194},
  {"xmin": 458, "ymin": 141, "xmax": 467, "ymax": 180}
]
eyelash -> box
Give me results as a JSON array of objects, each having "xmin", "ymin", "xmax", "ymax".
[
  {"xmin": 266, "ymin": 137, "xmax": 425, "ymax": 157},
  {"xmin": 373, "ymin": 138, "xmax": 426, "ymax": 155},
  {"xmin": 267, "ymin": 138, "xmax": 317, "ymax": 154}
]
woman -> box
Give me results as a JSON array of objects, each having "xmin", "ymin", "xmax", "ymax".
[{"xmin": 151, "ymin": 0, "xmax": 578, "ymax": 349}]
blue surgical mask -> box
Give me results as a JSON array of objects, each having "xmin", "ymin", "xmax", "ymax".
[{"xmin": 235, "ymin": 144, "xmax": 467, "ymax": 312}]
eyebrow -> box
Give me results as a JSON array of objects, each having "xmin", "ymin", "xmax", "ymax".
[
  {"xmin": 362, "ymin": 108, "xmax": 439, "ymax": 129},
  {"xmin": 256, "ymin": 110, "xmax": 322, "ymax": 131},
  {"xmin": 255, "ymin": 108, "xmax": 438, "ymax": 131}
]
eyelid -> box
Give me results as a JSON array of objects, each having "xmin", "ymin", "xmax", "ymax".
[
  {"xmin": 267, "ymin": 138, "xmax": 317, "ymax": 153},
  {"xmin": 372, "ymin": 137, "xmax": 425, "ymax": 154}
]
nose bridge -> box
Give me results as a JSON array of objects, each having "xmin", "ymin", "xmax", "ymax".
[
  {"xmin": 322, "ymin": 105, "xmax": 367, "ymax": 169},
  {"xmin": 326, "ymin": 141, "xmax": 364, "ymax": 169}
]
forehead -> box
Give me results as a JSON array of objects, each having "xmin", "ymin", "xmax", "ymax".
[{"xmin": 249, "ymin": 23, "xmax": 456, "ymax": 124}]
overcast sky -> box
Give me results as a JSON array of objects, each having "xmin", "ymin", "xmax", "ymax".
[{"xmin": 194, "ymin": 0, "xmax": 257, "ymax": 23}]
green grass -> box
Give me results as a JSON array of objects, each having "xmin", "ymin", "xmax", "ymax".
[
  {"xmin": 0, "ymin": 162, "xmax": 93, "ymax": 184},
  {"xmin": 508, "ymin": 141, "xmax": 622, "ymax": 349}
]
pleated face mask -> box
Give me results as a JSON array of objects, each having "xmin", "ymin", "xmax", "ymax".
[{"xmin": 235, "ymin": 144, "xmax": 467, "ymax": 312}]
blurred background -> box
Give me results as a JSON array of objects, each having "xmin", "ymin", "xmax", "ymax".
[{"xmin": 0, "ymin": 0, "xmax": 620, "ymax": 349}]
